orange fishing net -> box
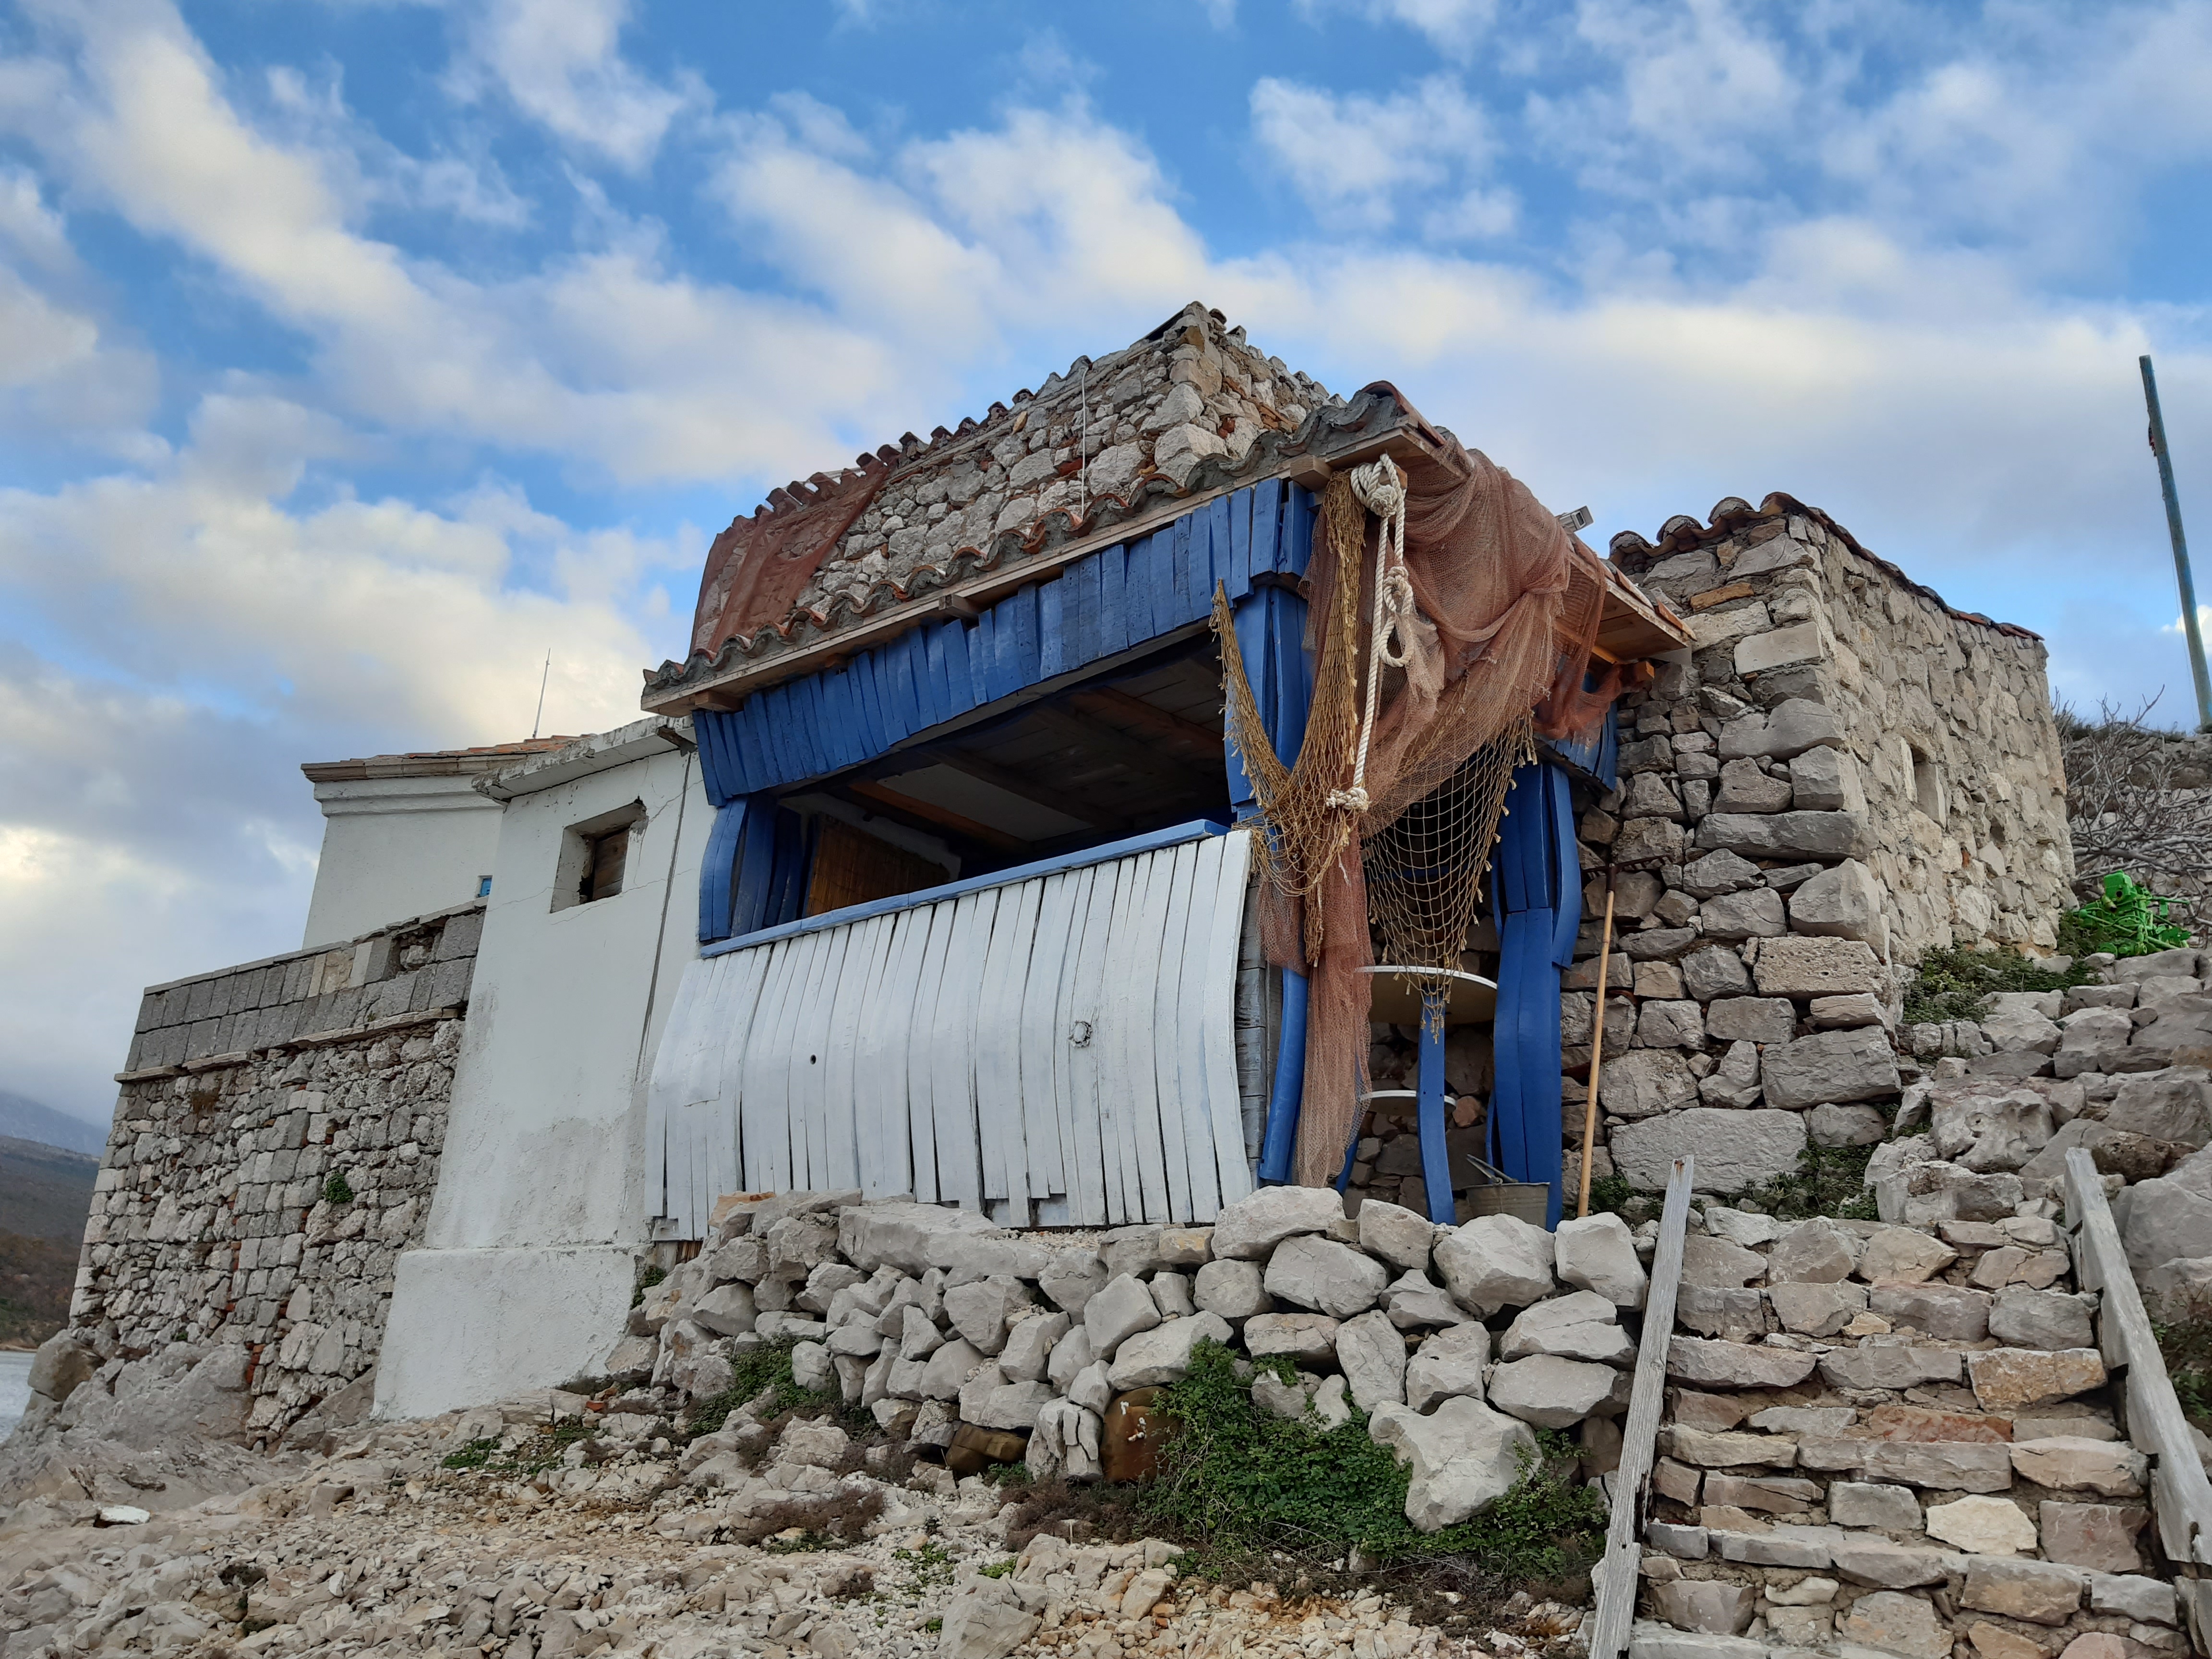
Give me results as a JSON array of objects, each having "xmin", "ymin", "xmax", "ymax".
[{"xmin": 1219, "ymin": 412, "xmax": 1621, "ymax": 1186}]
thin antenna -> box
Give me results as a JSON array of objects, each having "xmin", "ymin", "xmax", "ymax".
[
  {"xmin": 530, "ymin": 649, "xmax": 551, "ymax": 740},
  {"xmin": 2141, "ymin": 356, "xmax": 2212, "ymax": 733}
]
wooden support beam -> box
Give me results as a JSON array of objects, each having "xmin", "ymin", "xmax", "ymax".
[
  {"xmin": 846, "ymin": 780, "xmax": 1029, "ymax": 855},
  {"xmin": 1068, "ymin": 685, "xmax": 1226, "ymax": 758},
  {"xmin": 933, "ymin": 746, "xmax": 1134, "ymax": 836},
  {"xmin": 1027, "ymin": 703, "xmax": 1208, "ymax": 798}
]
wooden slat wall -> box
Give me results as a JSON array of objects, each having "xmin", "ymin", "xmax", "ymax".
[{"xmin": 646, "ymin": 829, "xmax": 1261, "ymax": 1235}]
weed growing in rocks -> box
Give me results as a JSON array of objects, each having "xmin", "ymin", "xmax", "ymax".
[
  {"xmin": 681, "ymin": 1337, "xmax": 834, "ymax": 1439},
  {"xmin": 2155, "ymin": 1318, "xmax": 2212, "ymax": 1423},
  {"xmin": 1902, "ymin": 945, "xmax": 2092, "ymax": 1023},
  {"xmin": 1735, "ymin": 1142, "xmax": 1882, "ymax": 1221},
  {"xmin": 321, "ymin": 1172, "xmax": 353, "ymax": 1206},
  {"xmin": 630, "ymin": 1262, "xmax": 666, "ymax": 1308}
]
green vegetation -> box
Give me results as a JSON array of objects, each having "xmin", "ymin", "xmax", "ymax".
[
  {"xmin": 2061, "ymin": 871, "xmax": 2193, "ymax": 960},
  {"xmin": 2155, "ymin": 1319, "xmax": 2212, "ymax": 1424},
  {"xmin": 1902, "ymin": 945, "xmax": 2094, "ymax": 1025},
  {"xmin": 321, "ymin": 1172, "xmax": 354, "ymax": 1206},
  {"xmin": 682, "ymin": 1335, "xmax": 838, "ymax": 1440},
  {"xmin": 1139, "ymin": 1343, "xmax": 1603, "ymax": 1576},
  {"xmin": 437, "ymin": 1418, "xmax": 597, "ymax": 1475},
  {"xmin": 1735, "ymin": 1142, "xmax": 1882, "ymax": 1222},
  {"xmin": 631, "ymin": 1262, "xmax": 666, "ymax": 1309}
]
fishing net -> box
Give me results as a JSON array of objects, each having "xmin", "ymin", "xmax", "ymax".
[{"xmin": 1219, "ymin": 406, "xmax": 1621, "ymax": 1186}]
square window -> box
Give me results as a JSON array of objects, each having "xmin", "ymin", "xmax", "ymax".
[{"xmin": 552, "ymin": 802, "xmax": 646, "ymax": 911}]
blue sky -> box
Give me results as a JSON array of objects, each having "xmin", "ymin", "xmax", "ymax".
[{"xmin": 3, "ymin": 0, "xmax": 2212, "ymax": 1122}]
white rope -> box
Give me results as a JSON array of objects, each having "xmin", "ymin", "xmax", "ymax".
[{"xmin": 1327, "ymin": 456, "xmax": 1419, "ymax": 814}]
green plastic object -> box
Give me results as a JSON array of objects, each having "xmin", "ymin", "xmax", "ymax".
[{"xmin": 2068, "ymin": 871, "xmax": 2192, "ymax": 958}]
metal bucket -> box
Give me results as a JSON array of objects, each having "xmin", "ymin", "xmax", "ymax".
[{"xmin": 1456, "ymin": 1152, "xmax": 1552, "ymax": 1228}]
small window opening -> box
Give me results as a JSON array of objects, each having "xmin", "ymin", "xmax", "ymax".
[
  {"xmin": 476, "ymin": 875, "xmax": 493, "ymax": 898},
  {"xmin": 1910, "ymin": 746, "xmax": 1944, "ymax": 820},
  {"xmin": 553, "ymin": 801, "xmax": 646, "ymax": 912}
]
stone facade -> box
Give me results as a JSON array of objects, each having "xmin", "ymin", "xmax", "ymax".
[
  {"xmin": 68, "ymin": 904, "xmax": 479, "ymax": 1443},
  {"xmin": 1554, "ymin": 496, "xmax": 2076, "ymax": 1196}
]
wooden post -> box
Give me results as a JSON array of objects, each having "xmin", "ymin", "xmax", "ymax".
[
  {"xmin": 1587, "ymin": 1154, "xmax": 1693, "ymax": 1659},
  {"xmin": 1577, "ymin": 873, "xmax": 1618, "ymax": 1220}
]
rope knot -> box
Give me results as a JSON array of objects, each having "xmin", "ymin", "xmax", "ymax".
[{"xmin": 1325, "ymin": 786, "xmax": 1371, "ymax": 812}]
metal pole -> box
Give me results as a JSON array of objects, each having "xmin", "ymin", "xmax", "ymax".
[{"xmin": 2140, "ymin": 355, "xmax": 2212, "ymax": 732}]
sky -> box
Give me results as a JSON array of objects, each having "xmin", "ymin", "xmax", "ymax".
[{"xmin": 2, "ymin": 0, "xmax": 2211, "ymax": 1127}]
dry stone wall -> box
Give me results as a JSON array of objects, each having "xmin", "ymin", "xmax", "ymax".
[
  {"xmin": 1578, "ymin": 499, "xmax": 2075, "ymax": 1198},
  {"xmin": 1628, "ymin": 1201, "xmax": 2185, "ymax": 1659},
  {"xmin": 42, "ymin": 904, "xmax": 481, "ymax": 1448}
]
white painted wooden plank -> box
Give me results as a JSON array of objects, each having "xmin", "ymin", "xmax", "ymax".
[
  {"xmin": 1198, "ymin": 830, "xmax": 1256, "ymax": 1210},
  {"xmin": 1176, "ymin": 834, "xmax": 1228, "ymax": 1219},
  {"xmin": 1589, "ymin": 1155, "xmax": 1695, "ymax": 1659},
  {"xmin": 930, "ymin": 890, "xmax": 995, "ymax": 1210},
  {"xmin": 765, "ymin": 933, "xmax": 822, "ymax": 1191},
  {"xmin": 856, "ymin": 908, "xmax": 921, "ymax": 1199},
  {"xmin": 976, "ymin": 878, "xmax": 1040, "ymax": 1205},
  {"xmin": 1150, "ymin": 840, "xmax": 1200, "ymax": 1223},
  {"xmin": 1057, "ymin": 865, "xmax": 1109, "ymax": 1226},
  {"xmin": 737, "ymin": 938, "xmax": 799, "ymax": 1193},
  {"xmin": 1107, "ymin": 850, "xmax": 1171, "ymax": 1222},
  {"xmin": 1020, "ymin": 871, "xmax": 1079, "ymax": 1199},
  {"xmin": 2065, "ymin": 1146, "xmax": 2212, "ymax": 1570},
  {"xmin": 680, "ymin": 950, "xmax": 763, "ymax": 1232},
  {"xmin": 644, "ymin": 960, "xmax": 706, "ymax": 1229},
  {"xmin": 819, "ymin": 913, "xmax": 884, "ymax": 1193},
  {"xmin": 785, "ymin": 926, "xmax": 845, "ymax": 1191},
  {"xmin": 1069, "ymin": 860, "xmax": 1123, "ymax": 1223},
  {"xmin": 906, "ymin": 902, "xmax": 955, "ymax": 1203}
]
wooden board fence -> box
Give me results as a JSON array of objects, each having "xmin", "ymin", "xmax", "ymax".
[{"xmin": 647, "ymin": 828, "xmax": 1258, "ymax": 1234}]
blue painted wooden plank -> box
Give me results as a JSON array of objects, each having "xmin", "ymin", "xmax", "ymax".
[
  {"xmin": 1252, "ymin": 477, "xmax": 1282, "ymax": 575},
  {"xmin": 703, "ymin": 818, "xmax": 1231, "ymax": 956},
  {"xmin": 890, "ymin": 631, "xmax": 926, "ymax": 738},
  {"xmin": 921, "ymin": 623, "xmax": 952, "ymax": 729},
  {"xmin": 852, "ymin": 654, "xmax": 889, "ymax": 758},
  {"xmin": 1209, "ymin": 494, "xmax": 1237, "ymax": 601},
  {"xmin": 768, "ymin": 807, "xmax": 810, "ymax": 926},
  {"xmin": 798, "ymin": 673, "xmax": 835, "ymax": 775},
  {"xmin": 697, "ymin": 798, "xmax": 745, "ymax": 941},
  {"xmin": 708, "ymin": 712, "xmax": 748, "ymax": 803},
  {"xmin": 754, "ymin": 685, "xmax": 793, "ymax": 788},
  {"xmin": 1070, "ymin": 552, "xmax": 1099, "ymax": 668},
  {"xmin": 1007, "ymin": 585, "xmax": 1041, "ymax": 691},
  {"xmin": 941, "ymin": 618, "xmax": 979, "ymax": 720},
  {"xmin": 733, "ymin": 791, "xmax": 778, "ymax": 936},
  {"xmin": 1228, "ymin": 487, "xmax": 1253, "ymax": 600},
  {"xmin": 1039, "ymin": 576, "xmax": 1069, "ymax": 678},
  {"xmin": 1123, "ymin": 532, "xmax": 1159, "ymax": 645},
  {"xmin": 1284, "ymin": 484, "xmax": 1315, "ymax": 578},
  {"xmin": 690, "ymin": 712, "xmax": 730, "ymax": 805},
  {"xmin": 1170, "ymin": 513, "xmax": 1198, "ymax": 617},
  {"xmin": 1096, "ymin": 542, "xmax": 1127, "ymax": 659},
  {"xmin": 1267, "ymin": 588, "xmax": 1311, "ymax": 770},
  {"xmin": 967, "ymin": 611, "xmax": 996, "ymax": 709},
  {"xmin": 1227, "ymin": 591, "xmax": 1272, "ymax": 814},
  {"xmin": 731, "ymin": 705, "xmax": 769, "ymax": 797}
]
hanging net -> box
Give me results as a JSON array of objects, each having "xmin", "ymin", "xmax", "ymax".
[{"xmin": 1218, "ymin": 404, "xmax": 1624, "ymax": 1186}]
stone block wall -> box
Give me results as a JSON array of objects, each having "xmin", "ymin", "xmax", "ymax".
[
  {"xmin": 1575, "ymin": 497, "xmax": 2075, "ymax": 1197},
  {"xmin": 71, "ymin": 904, "xmax": 480, "ymax": 1443}
]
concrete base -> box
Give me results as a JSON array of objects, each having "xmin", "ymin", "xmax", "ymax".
[{"xmin": 375, "ymin": 1244, "xmax": 634, "ymax": 1420}]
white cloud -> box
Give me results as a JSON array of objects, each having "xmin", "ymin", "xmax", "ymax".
[
  {"xmin": 1250, "ymin": 75, "xmax": 1498, "ymax": 234},
  {"xmin": 1296, "ymin": 0, "xmax": 1499, "ymax": 62},
  {"xmin": 451, "ymin": 0, "xmax": 698, "ymax": 170}
]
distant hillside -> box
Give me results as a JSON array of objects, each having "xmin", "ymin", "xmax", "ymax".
[
  {"xmin": 0, "ymin": 1089, "xmax": 111, "ymax": 1159},
  {"xmin": 0, "ymin": 1230, "xmax": 74, "ymax": 1348},
  {"xmin": 0, "ymin": 1135, "xmax": 98, "ymax": 1247}
]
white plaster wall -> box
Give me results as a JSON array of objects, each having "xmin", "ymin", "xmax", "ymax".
[
  {"xmin": 304, "ymin": 776, "xmax": 505, "ymax": 948},
  {"xmin": 376, "ymin": 736, "xmax": 712, "ymax": 1417}
]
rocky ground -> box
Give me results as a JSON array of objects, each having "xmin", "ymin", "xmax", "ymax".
[{"xmin": 0, "ymin": 1395, "xmax": 1585, "ymax": 1659}]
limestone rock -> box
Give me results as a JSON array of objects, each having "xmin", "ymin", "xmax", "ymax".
[
  {"xmin": 1599, "ymin": 1049, "xmax": 1701, "ymax": 1118},
  {"xmin": 1768, "ymin": 1218, "xmax": 1861, "ymax": 1283},
  {"xmin": 1385, "ymin": 1270, "xmax": 1470, "ymax": 1329},
  {"xmin": 1684, "ymin": 1235, "xmax": 1769, "ymax": 1288},
  {"xmin": 1930, "ymin": 1083, "xmax": 2056, "ymax": 1172},
  {"xmin": 1405, "ymin": 1322, "xmax": 1491, "ymax": 1412},
  {"xmin": 1191, "ymin": 1257, "xmax": 1271, "ymax": 1320},
  {"xmin": 1369, "ymin": 1395, "xmax": 1538, "ymax": 1530},
  {"xmin": 1082, "ymin": 1274, "xmax": 1162, "ymax": 1358},
  {"xmin": 1433, "ymin": 1213, "xmax": 1555, "ymax": 1314},
  {"xmin": 1336, "ymin": 1310, "xmax": 1409, "ymax": 1411},
  {"xmin": 2008, "ymin": 1437, "xmax": 2147, "ymax": 1497},
  {"xmin": 1837, "ymin": 1590, "xmax": 1949, "ymax": 1659},
  {"xmin": 1967, "ymin": 1347, "xmax": 2107, "ymax": 1411},
  {"xmin": 936, "ymin": 1587, "xmax": 1038, "ymax": 1659},
  {"xmin": 1499, "ymin": 1290, "xmax": 1635, "ymax": 1363},
  {"xmin": 1926, "ymin": 1494, "xmax": 2038, "ymax": 1554},
  {"xmin": 1357, "ymin": 1200, "xmax": 1437, "ymax": 1272},
  {"xmin": 1682, "ymin": 945, "xmax": 1755, "ymax": 1000},
  {"xmin": 1667, "ymin": 1336, "xmax": 1819, "ymax": 1390},
  {"xmin": 1243, "ymin": 1311, "xmax": 1340, "ymax": 1363},
  {"xmin": 1037, "ymin": 1249, "xmax": 1108, "ymax": 1316},
  {"xmin": 1867, "ymin": 1284, "xmax": 1991, "ymax": 1341},
  {"xmin": 1987, "ymin": 1288, "xmax": 2094, "ymax": 1351},
  {"xmin": 998, "ymin": 1310, "xmax": 1070, "ymax": 1382},
  {"xmin": 1210, "ymin": 1185, "xmax": 1343, "ymax": 1260},
  {"xmin": 2038, "ymin": 1502, "xmax": 2149, "ymax": 1574},
  {"xmin": 1828, "ymin": 1537, "xmax": 1958, "ymax": 1587},
  {"xmin": 1857, "ymin": 1228, "xmax": 1958, "ymax": 1285},
  {"xmin": 918, "ymin": 1336, "xmax": 986, "ymax": 1399},
  {"xmin": 1816, "ymin": 1346, "xmax": 1962, "ymax": 1391},
  {"xmin": 1263, "ymin": 1234, "xmax": 1389, "ymax": 1318},
  {"xmin": 2107, "ymin": 1069, "xmax": 2212, "ymax": 1148},
  {"xmin": 1107, "ymin": 1312, "xmax": 1233, "ymax": 1389},
  {"xmin": 1768, "ymin": 1281, "xmax": 1867, "ymax": 1336},
  {"xmin": 1611, "ymin": 1107, "xmax": 1808, "ymax": 1194},
  {"xmin": 1046, "ymin": 1325, "xmax": 1095, "ymax": 1394},
  {"xmin": 1763, "ymin": 1026, "xmax": 1902, "ymax": 1110},
  {"xmin": 1752, "ymin": 936, "xmax": 1885, "ymax": 998},
  {"xmin": 1960, "ymin": 1557, "xmax": 2085, "ymax": 1625},
  {"xmin": 1809, "ymin": 1103, "xmax": 1889, "ymax": 1146},
  {"xmin": 1652, "ymin": 1580, "xmax": 1755, "ymax": 1636},
  {"xmin": 1554, "ymin": 1213, "xmax": 1647, "ymax": 1307},
  {"xmin": 1489, "ymin": 1355, "xmax": 1625, "ymax": 1427},
  {"xmin": 1829, "ymin": 1481, "xmax": 1923, "ymax": 1530}
]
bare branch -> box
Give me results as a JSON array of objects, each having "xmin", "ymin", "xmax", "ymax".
[{"xmin": 2057, "ymin": 694, "xmax": 2212, "ymax": 913}]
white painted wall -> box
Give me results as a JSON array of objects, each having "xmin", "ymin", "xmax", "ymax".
[
  {"xmin": 304, "ymin": 776, "xmax": 505, "ymax": 948},
  {"xmin": 378, "ymin": 720, "xmax": 713, "ymax": 1418}
]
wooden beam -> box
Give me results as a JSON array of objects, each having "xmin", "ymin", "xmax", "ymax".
[
  {"xmin": 1028, "ymin": 703, "xmax": 1210, "ymax": 798},
  {"xmin": 846, "ymin": 780, "xmax": 1029, "ymax": 855},
  {"xmin": 1068, "ymin": 685, "xmax": 1226, "ymax": 758},
  {"xmin": 933, "ymin": 746, "xmax": 1134, "ymax": 836},
  {"xmin": 1588, "ymin": 1154, "xmax": 1695, "ymax": 1659}
]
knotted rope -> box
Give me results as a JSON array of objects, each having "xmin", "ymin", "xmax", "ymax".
[{"xmin": 1326, "ymin": 456, "xmax": 1420, "ymax": 813}]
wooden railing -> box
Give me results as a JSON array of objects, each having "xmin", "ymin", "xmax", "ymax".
[
  {"xmin": 1587, "ymin": 1154, "xmax": 1695, "ymax": 1659},
  {"xmin": 2065, "ymin": 1145, "xmax": 2212, "ymax": 1639}
]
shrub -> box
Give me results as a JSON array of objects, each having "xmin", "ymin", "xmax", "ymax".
[
  {"xmin": 1140, "ymin": 1342, "xmax": 1603, "ymax": 1576},
  {"xmin": 2156, "ymin": 1319, "xmax": 2212, "ymax": 1424},
  {"xmin": 682, "ymin": 1335, "xmax": 837, "ymax": 1440},
  {"xmin": 322, "ymin": 1172, "xmax": 354, "ymax": 1206},
  {"xmin": 1735, "ymin": 1143, "xmax": 1881, "ymax": 1222},
  {"xmin": 631, "ymin": 1262, "xmax": 666, "ymax": 1309},
  {"xmin": 1902, "ymin": 945, "xmax": 2092, "ymax": 1025}
]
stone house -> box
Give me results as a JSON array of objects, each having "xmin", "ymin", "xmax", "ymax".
[{"xmin": 64, "ymin": 303, "xmax": 2073, "ymax": 1432}]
